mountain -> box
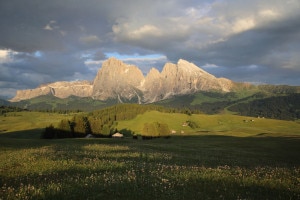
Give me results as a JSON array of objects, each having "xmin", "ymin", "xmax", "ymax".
[{"xmin": 10, "ymin": 58, "xmax": 240, "ymax": 103}]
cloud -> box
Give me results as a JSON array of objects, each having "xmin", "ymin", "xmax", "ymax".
[
  {"xmin": 0, "ymin": 49, "xmax": 12, "ymax": 63},
  {"xmin": 44, "ymin": 20, "xmax": 58, "ymax": 31}
]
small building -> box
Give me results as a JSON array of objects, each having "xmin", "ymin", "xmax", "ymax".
[
  {"xmin": 112, "ymin": 132, "xmax": 124, "ymax": 138},
  {"xmin": 182, "ymin": 122, "xmax": 188, "ymax": 127},
  {"xmin": 85, "ymin": 134, "xmax": 94, "ymax": 138}
]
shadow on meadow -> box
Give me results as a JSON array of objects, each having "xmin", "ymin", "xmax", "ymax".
[
  {"xmin": 1, "ymin": 132, "xmax": 300, "ymax": 199},
  {"xmin": 1, "ymin": 129, "xmax": 300, "ymax": 167},
  {"xmin": 0, "ymin": 128, "xmax": 44, "ymax": 139},
  {"xmin": 3, "ymin": 170, "xmax": 297, "ymax": 200},
  {"xmin": 1, "ymin": 156, "xmax": 298, "ymax": 200}
]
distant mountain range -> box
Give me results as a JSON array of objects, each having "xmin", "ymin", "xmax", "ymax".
[
  {"xmin": 3, "ymin": 58, "xmax": 300, "ymax": 120},
  {"xmin": 10, "ymin": 58, "xmax": 248, "ymax": 103}
]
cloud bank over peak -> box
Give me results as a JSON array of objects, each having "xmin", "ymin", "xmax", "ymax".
[{"xmin": 0, "ymin": 0, "xmax": 299, "ymax": 98}]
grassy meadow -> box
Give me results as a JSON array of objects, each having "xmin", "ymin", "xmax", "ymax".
[{"xmin": 0, "ymin": 111, "xmax": 300, "ymax": 199}]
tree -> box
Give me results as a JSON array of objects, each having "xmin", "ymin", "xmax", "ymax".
[
  {"xmin": 57, "ymin": 119, "xmax": 73, "ymax": 138},
  {"xmin": 142, "ymin": 122, "xmax": 170, "ymax": 138},
  {"xmin": 102, "ymin": 124, "xmax": 111, "ymax": 137},
  {"xmin": 42, "ymin": 124, "xmax": 56, "ymax": 139},
  {"xmin": 89, "ymin": 117, "xmax": 102, "ymax": 136},
  {"xmin": 156, "ymin": 122, "xmax": 170, "ymax": 137}
]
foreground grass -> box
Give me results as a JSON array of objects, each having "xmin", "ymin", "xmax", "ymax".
[
  {"xmin": 1, "ymin": 111, "xmax": 299, "ymax": 199},
  {"xmin": 0, "ymin": 136, "xmax": 299, "ymax": 199}
]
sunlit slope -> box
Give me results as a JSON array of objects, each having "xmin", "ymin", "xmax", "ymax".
[{"xmin": 117, "ymin": 111, "xmax": 300, "ymax": 137}]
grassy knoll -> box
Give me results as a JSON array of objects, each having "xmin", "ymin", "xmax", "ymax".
[{"xmin": 0, "ymin": 111, "xmax": 300, "ymax": 199}]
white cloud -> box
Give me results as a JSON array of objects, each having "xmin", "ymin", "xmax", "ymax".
[
  {"xmin": 0, "ymin": 49, "xmax": 18, "ymax": 63},
  {"xmin": 129, "ymin": 25, "xmax": 162, "ymax": 39},
  {"xmin": 43, "ymin": 20, "xmax": 58, "ymax": 31},
  {"xmin": 0, "ymin": 49, "xmax": 10, "ymax": 62},
  {"xmin": 232, "ymin": 17, "xmax": 256, "ymax": 33},
  {"xmin": 202, "ymin": 63, "xmax": 220, "ymax": 69},
  {"xmin": 259, "ymin": 9, "xmax": 279, "ymax": 18}
]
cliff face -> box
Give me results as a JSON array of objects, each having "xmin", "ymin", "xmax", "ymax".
[
  {"xmin": 10, "ymin": 81, "xmax": 93, "ymax": 102},
  {"xmin": 11, "ymin": 58, "xmax": 236, "ymax": 103},
  {"xmin": 141, "ymin": 59, "xmax": 233, "ymax": 102},
  {"xmin": 92, "ymin": 58, "xmax": 144, "ymax": 101}
]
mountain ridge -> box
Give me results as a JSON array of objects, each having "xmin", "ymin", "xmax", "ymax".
[{"xmin": 11, "ymin": 58, "xmax": 245, "ymax": 103}]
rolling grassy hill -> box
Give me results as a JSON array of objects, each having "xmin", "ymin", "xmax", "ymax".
[{"xmin": 117, "ymin": 110, "xmax": 300, "ymax": 137}]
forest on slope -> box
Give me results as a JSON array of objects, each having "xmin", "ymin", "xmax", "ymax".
[{"xmin": 228, "ymin": 93, "xmax": 300, "ymax": 120}]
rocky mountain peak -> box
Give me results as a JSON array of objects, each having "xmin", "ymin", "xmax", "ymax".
[
  {"xmin": 103, "ymin": 57, "xmax": 124, "ymax": 66},
  {"xmin": 177, "ymin": 59, "xmax": 215, "ymax": 76},
  {"xmin": 92, "ymin": 58, "xmax": 145, "ymax": 101}
]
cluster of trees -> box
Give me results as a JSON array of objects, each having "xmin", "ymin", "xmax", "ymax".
[
  {"xmin": 0, "ymin": 106, "xmax": 27, "ymax": 116},
  {"xmin": 186, "ymin": 120, "xmax": 199, "ymax": 129},
  {"xmin": 142, "ymin": 122, "xmax": 170, "ymax": 139},
  {"xmin": 43, "ymin": 116, "xmax": 92, "ymax": 139}
]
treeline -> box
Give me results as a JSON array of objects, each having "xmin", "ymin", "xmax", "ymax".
[
  {"xmin": 192, "ymin": 92, "xmax": 268, "ymax": 114},
  {"xmin": 228, "ymin": 93, "xmax": 300, "ymax": 120},
  {"xmin": 42, "ymin": 104, "xmax": 179, "ymax": 139},
  {"xmin": 258, "ymin": 85, "xmax": 300, "ymax": 94},
  {"xmin": 43, "ymin": 115, "xmax": 92, "ymax": 139},
  {"xmin": 155, "ymin": 91, "xmax": 240, "ymax": 114},
  {"xmin": 0, "ymin": 106, "xmax": 27, "ymax": 116}
]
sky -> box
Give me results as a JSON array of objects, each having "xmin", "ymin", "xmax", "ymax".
[{"xmin": 0, "ymin": 0, "xmax": 300, "ymax": 98}]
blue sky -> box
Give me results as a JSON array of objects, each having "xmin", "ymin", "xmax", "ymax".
[
  {"xmin": 0, "ymin": 0, "xmax": 300, "ymax": 98},
  {"xmin": 104, "ymin": 52, "xmax": 164, "ymax": 60}
]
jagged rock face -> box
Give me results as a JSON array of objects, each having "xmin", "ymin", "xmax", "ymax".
[
  {"xmin": 142, "ymin": 59, "xmax": 233, "ymax": 102},
  {"xmin": 143, "ymin": 68, "xmax": 163, "ymax": 102},
  {"xmin": 10, "ymin": 87, "xmax": 52, "ymax": 102},
  {"xmin": 92, "ymin": 58, "xmax": 145, "ymax": 101},
  {"xmin": 10, "ymin": 81, "xmax": 93, "ymax": 102},
  {"xmin": 47, "ymin": 81, "xmax": 93, "ymax": 99},
  {"xmin": 10, "ymin": 58, "xmax": 235, "ymax": 103}
]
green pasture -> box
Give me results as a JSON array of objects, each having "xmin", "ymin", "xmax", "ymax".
[
  {"xmin": 117, "ymin": 110, "xmax": 300, "ymax": 137},
  {"xmin": 0, "ymin": 111, "xmax": 300, "ymax": 199}
]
